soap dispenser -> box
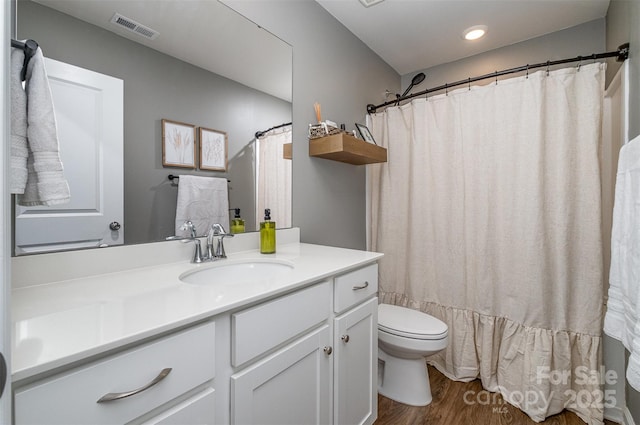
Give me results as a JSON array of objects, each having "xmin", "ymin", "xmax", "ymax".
[
  {"xmin": 260, "ymin": 208, "xmax": 276, "ymax": 254},
  {"xmin": 230, "ymin": 208, "xmax": 245, "ymax": 234}
]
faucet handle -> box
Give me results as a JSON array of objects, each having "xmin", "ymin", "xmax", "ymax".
[
  {"xmin": 210, "ymin": 223, "xmax": 230, "ymax": 236},
  {"xmin": 181, "ymin": 220, "xmax": 197, "ymax": 238}
]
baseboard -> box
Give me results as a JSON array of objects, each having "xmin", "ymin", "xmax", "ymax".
[{"xmin": 624, "ymin": 407, "xmax": 637, "ymax": 425}]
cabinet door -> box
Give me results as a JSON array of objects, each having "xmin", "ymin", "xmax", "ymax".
[
  {"xmin": 334, "ymin": 298, "xmax": 377, "ymax": 425},
  {"xmin": 141, "ymin": 388, "xmax": 215, "ymax": 425},
  {"xmin": 231, "ymin": 325, "xmax": 331, "ymax": 425}
]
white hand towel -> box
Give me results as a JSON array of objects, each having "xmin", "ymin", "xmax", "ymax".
[
  {"xmin": 174, "ymin": 175, "xmax": 230, "ymax": 237},
  {"xmin": 604, "ymin": 134, "xmax": 640, "ymax": 391},
  {"xmin": 10, "ymin": 48, "xmax": 28, "ymax": 194},
  {"xmin": 17, "ymin": 47, "xmax": 70, "ymax": 206}
]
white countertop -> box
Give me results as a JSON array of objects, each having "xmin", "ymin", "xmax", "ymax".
[{"xmin": 12, "ymin": 242, "xmax": 382, "ymax": 382}]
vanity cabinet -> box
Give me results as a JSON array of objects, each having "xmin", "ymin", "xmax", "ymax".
[
  {"xmin": 13, "ymin": 322, "xmax": 216, "ymax": 425},
  {"xmin": 230, "ymin": 281, "xmax": 332, "ymax": 424},
  {"xmin": 229, "ymin": 264, "xmax": 378, "ymax": 425},
  {"xmin": 12, "ymin": 251, "xmax": 380, "ymax": 425},
  {"xmin": 333, "ymin": 264, "xmax": 378, "ymax": 425}
]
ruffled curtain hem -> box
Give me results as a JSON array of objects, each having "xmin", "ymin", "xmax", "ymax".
[{"xmin": 380, "ymin": 291, "xmax": 604, "ymax": 425}]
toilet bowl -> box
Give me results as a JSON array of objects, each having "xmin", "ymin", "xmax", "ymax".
[{"xmin": 377, "ymin": 303, "xmax": 448, "ymax": 406}]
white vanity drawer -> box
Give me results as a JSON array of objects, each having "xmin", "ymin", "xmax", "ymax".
[
  {"xmin": 334, "ymin": 263, "xmax": 378, "ymax": 313},
  {"xmin": 232, "ymin": 281, "xmax": 331, "ymax": 367},
  {"xmin": 14, "ymin": 321, "xmax": 216, "ymax": 425}
]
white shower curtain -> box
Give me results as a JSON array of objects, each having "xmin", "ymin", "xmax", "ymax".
[
  {"xmin": 256, "ymin": 126, "xmax": 292, "ymax": 228},
  {"xmin": 367, "ymin": 63, "xmax": 606, "ymax": 424}
]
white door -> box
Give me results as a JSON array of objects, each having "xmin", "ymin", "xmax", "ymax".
[
  {"xmin": 231, "ymin": 326, "xmax": 332, "ymax": 425},
  {"xmin": 15, "ymin": 58, "xmax": 123, "ymax": 254},
  {"xmin": 334, "ymin": 298, "xmax": 378, "ymax": 425}
]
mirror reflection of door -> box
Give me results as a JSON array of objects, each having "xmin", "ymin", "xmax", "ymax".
[{"xmin": 14, "ymin": 58, "xmax": 124, "ymax": 254}]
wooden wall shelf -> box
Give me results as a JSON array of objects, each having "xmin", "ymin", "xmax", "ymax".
[{"xmin": 309, "ymin": 133, "xmax": 387, "ymax": 165}]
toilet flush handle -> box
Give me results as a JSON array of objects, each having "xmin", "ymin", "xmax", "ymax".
[{"xmin": 352, "ymin": 281, "xmax": 369, "ymax": 290}]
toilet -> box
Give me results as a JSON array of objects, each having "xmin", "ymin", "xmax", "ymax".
[{"xmin": 377, "ymin": 303, "xmax": 448, "ymax": 406}]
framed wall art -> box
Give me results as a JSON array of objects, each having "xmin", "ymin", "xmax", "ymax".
[
  {"xmin": 199, "ymin": 127, "xmax": 228, "ymax": 171},
  {"xmin": 355, "ymin": 123, "xmax": 378, "ymax": 145},
  {"xmin": 162, "ymin": 119, "xmax": 196, "ymax": 168}
]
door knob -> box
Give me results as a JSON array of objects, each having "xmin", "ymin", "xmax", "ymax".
[{"xmin": 109, "ymin": 221, "xmax": 121, "ymax": 231}]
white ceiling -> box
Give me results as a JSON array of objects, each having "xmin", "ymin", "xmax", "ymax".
[
  {"xmin": 30, "ymin": 0, "xmax": 293, "ymax": 102},
  {"xmin": 30, "ymin": 0, "xmax": 611, "ymax": 98},
  {"xmin": 315, "ymin": 0, "xmax": 611, "ymax": 76}
]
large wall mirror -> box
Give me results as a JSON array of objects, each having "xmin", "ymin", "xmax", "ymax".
[{"xmin": 14, "ymin": 0, "xmax": 292, "ymax": 255}]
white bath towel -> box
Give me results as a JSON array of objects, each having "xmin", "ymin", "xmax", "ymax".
[
  {"xmin": 17, "ymin": 47, "xmax": 70, "ymax": 206},
  {"xmin": 604, "ymin": 134, "xmax": 640, "ymax": 391},
  {"xmin": 174, "ymin": 175, "xmax": 229, "ymax": 237},
  {"xmin": 10, "ymin": 48, "xmax": 28, "ymax": 194}
]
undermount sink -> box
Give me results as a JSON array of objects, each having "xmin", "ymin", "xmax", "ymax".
[{"xmin": 179, "ymin": 259, "xmax": 295, "ymax": 285}]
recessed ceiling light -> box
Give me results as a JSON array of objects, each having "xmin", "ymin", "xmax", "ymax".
[{"xmin": 463, "ymin": 25, "xmax": 488, "ymax": 41}]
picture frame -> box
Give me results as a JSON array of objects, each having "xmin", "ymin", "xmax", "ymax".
[
  {"xmin": 162, "ymin": 119, "xmax": 196, "ymax": 168},
  {"xmin": 355, "ymin": 123, "xmax": 377, "ymax": 145},
  {"xmin": 199, "ymin": 127, "xmax": 228, "ymax": 171}
]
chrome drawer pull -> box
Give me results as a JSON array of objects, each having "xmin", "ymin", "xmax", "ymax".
[
  {"xmin": 352, "ymin": 281, "xmax": 369, "ymax": 291},
  {"xmin": 96, "ymin": 368, "xmax": 172, "ymax": 403}
]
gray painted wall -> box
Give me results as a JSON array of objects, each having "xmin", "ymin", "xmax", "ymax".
[
  {"xmin": 400, "ymin": 19, "xmax": 605, "ymax": 94},
  {"xmin": 17, "ymin": 0, "xmax": 291, "ymax": 245},
  {"xmin": 606, "ymin": 1, "xmax": 640, "ymax": 422},
  {"xmin": 224, "ymin": 0, "xmax": 400, "ymax": 250}
]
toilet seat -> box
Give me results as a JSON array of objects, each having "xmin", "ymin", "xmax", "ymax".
[{"xmin": 378, "ymin": 304, "xmax": 448, "ymax": 340}]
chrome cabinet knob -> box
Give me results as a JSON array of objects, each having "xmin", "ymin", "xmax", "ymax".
[
  {"xmin": 341, "ymin": 335, "xmax": 350, "ymax": 343},
  {"xmin": 109, "ymin": 221, "xmax": 121, "ymax": 231},
  {"xmin": 323, "ymin": 346, "xmax": 333, "ymax": 356}
]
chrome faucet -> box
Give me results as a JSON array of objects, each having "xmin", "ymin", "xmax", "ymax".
[
  {"xmin": 208, "ymin": 223, "xmax": 234, "ymax": 259},
  {"xmin": 179, "ymin": 220, "xmax": 205, "ymax": 263}
]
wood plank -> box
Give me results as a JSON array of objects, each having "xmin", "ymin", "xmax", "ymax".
[
  {"xmin": 309, "ymin": 133, "xmax": 387, "ymax": 165},
  {"xmin": 283, "ymin": 142, "xmax": 292, "ymax": 159}
]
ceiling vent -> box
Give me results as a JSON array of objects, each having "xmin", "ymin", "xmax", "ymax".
[
  {"xmin": 358, "ymin": 0, "xmax": 385, "ymax": 7},
  {"xmin": 110, "ymin": 13, "xmax": 159, "ymax": 40}
]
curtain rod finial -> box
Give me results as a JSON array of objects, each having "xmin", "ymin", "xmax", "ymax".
[{"xmin": 617, "ymin": 43, "xmax": 630, "ymax": 62}]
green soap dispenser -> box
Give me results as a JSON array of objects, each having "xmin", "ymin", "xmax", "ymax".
[
  {"xmin": 260, "ymin": 208, "xmax": 276, "ymax": 254},
  {"xmin": 230, "ymin": 208, "xmax": 245, "ymax": 234}
]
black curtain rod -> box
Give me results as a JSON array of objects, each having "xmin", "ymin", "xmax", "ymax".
[
  {"xmin": 255, "ymin": 122, "xmax": 292, "ymax": 139},
  {"xmin": 367, "ymin": 43, "xmax": 630, "ymax": 114},
  {"xmin": 11, "ymin": 39, "xmax": 39, "ymax": 81}
]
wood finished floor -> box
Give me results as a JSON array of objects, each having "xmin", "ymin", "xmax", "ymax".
[{"xmin": 375, "ymin": 366, "xmax": 619, "ymax": 425}]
